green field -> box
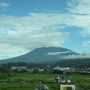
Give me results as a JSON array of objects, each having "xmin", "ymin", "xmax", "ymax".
[
  {"xmin": 0, "ymin": 72, "xmax": 89, "ymax": 90},
  {"xmin": 70, "ymin": 74, "xmax": 90, "ymax": 90},
  {"xmin": 0, "ymin": 72, "xmax": 59, "ymax": 90}
]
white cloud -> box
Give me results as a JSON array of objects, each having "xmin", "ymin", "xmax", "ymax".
[
  {"xmin": 66, "ymin": 15, "xmax": 90, "ymax": 36},
  {"xmin": 47, "ymin": 51, "xmax": 71, "ymax": 55},
  {"xmin": 67, "ymin": 0, "xmax": 78, "ymax": 9},
  {"xmin": 0, "ymin": 2, "xmax": 10, "ymax": 8},
  {"xmin": 0, "ymin": 13, "xmax": 70, "ymax": 59},
  {"xmin": 83, "ymin": 41, "xmax": 90, "ymax": 47},
  {"xmin": 64, "ymin": 54, "xmax": 90, "ymax": 59},
  {"xmin": 0, "ymin": 43, "xmax": 28, "ymax": 59},
  {"xmin": 1, "ymin": 0, "xmax": 90, "ymax": 59},
  {"xmin": 67, "ymin": 0, "xmax": 90, "ymax": 47},
  {"xmin": 67, "ymin": 0, "xmax": 90, "ymax": 15},
  {"xmin": 0, "ymin": 1, "xmax": 10, "ymax": 12}
]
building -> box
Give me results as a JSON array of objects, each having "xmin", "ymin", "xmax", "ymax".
[
  {"xmin": 60, "ymin": 84, "xmax": 75, "ymax": 90},
  {"xmin": 11, "ymin": 66, "xmax": 27, "ymax": 71},
  {"xmin": 53, "ymin": 66, "xmax": 70, "ymax": 74},
  {"xmin": 60, "ymin": 80, "xmax": 75, "ymax": 90}
]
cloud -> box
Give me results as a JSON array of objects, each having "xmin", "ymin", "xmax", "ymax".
[
  {"xmin": 67, "ymin": 0, "xmax": 90, "ymax": 31},
  {"xmin": 83, "ymin": 41, "xmax": 90, "ymax": 47},
  {"xmin": 67, "ymin": 0, "xmax": 90, "ymax": 47},
  {"xmin": 64, "ymin": 54, "xmax": 90, "ymax": 59},
  {"xmin": 0, "ymin": 13, "xmax": 70, "ymax": 59},
  {"xmin": 67, "ymin": 0, "xmax": 90, "ymax": 15},
  {"xmin": 0, "ymin": 1, "xmax": 10, "ymax": 8},
  {"xmin": 1, "ymin": 0, "xmax": 90, "ymax": 59},
  {"xmin": 69, "ymin": 0, "xmax": 90, "ymax": 33},
  {"xmin": 0, "ymin": 43, "xmax": 28, "ymax": 59},
  {"xmin": 67, "ymin": 15, "xmax": 90, "ymax": 36},
  {"xmin": 67, "ymin": 0, "xmax": 78, "ymax": 10},
  {"xmin": 0, "ymin": 1, "xmax": 10, "ymax": 12},
  {"xmin": 47, "ymin": 51, "xmax": 71, "ymax": 56}
]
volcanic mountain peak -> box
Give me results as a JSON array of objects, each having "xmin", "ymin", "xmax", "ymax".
[{"xmin": 0, "ymin": 47, "xmax": 78, "ymax": 63}]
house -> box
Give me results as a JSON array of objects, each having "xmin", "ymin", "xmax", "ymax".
[
  {"xmin": 60, "ymin": 80, "xmax": 75, "ymax": 90},
  {"xmin": 53, "ymin": 66, "xmax": 70, "ymax": 74},
  {"xmin": 60, "ymin": 83, "xmax": 75, "ymax": 90},
  {"xmin": 11, "ymin": 66, "xmax": 27, "ymax": 71},
  {"xmin": 26, "ymin": 68, "xmax": 34, "ymax": 72},
  {"xmin": 11, "ymin": 66, "xmax": 18, "ymax": 70},
  {"xmin": 38, "ymin": 68, "xmax": 44, "ymax": 72}
]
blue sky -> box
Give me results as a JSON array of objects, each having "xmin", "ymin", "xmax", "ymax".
[{"xmin": 0, "ymin": 0, "xmax": 90, "ymax": 59}]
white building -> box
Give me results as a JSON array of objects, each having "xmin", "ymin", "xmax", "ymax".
[{"xmin": 60, "ymin": 84, "xmax": 75, "ymax": 90}]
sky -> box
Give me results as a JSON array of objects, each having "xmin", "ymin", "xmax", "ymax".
[{"xmin": 0, "ymin": 0, "xmax": 90, "ymax": 59}]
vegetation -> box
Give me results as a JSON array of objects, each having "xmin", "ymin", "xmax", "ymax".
[
  {"xmin": 0, "ymin": 72, "xmax": 59, "ymax": 90},
  {"xmin": 70, "ymin": 74, "xmax": 90, "ymax": 90},
  {"xmin": 1, "ymin": 58, "xmax": 90, "ymax": 69},
  {"xmin": 0, "ymin": 72, "xmax": 89, "ymax": 90}
]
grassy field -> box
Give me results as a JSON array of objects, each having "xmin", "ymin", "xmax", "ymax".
[
  {"xmin": 70, "ymin": 74, "xmax": 90, "ymax": 90},
  {"xmin": 0, "ymin": 72, "xmax": 59, "ymax": 90},
  {"xmin": 0, "ymin": 72, "xmax": 89, "ymax": 90}
]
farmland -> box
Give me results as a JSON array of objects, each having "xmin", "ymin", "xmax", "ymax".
[
  {"xmin": 0, "ymin": 72, "xmax": 89, "ymax": 90},
  {"xmin": 70, "ymin": 74, "xmax": 90, "ymax": 90}
]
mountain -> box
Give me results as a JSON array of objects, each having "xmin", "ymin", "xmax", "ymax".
[
  {"xmin": 0, "ymin": 47, "xmax": 78, "ymax": 64},
  {"xmin": 51, "ymin": 58, "xmax": 90, "ymax": 68}
]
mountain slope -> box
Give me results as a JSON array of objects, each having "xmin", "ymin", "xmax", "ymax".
[
  {"xmin": 0, "ymin": 47, "xmax": 78, "ymax": 64},
  {"xmin": 51, "ymin": 58, "xmax": 90, "ymax": 68}
]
